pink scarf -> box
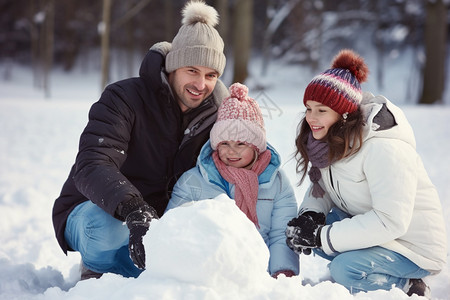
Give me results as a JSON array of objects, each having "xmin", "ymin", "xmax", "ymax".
[{"xmin": 212, "ymin": 150, "xmax": 272, "ymax": 228}]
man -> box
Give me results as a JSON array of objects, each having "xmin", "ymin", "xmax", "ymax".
[{"xmin": 52, "ymin": 0, "xmax": 228, "ymax": 279}]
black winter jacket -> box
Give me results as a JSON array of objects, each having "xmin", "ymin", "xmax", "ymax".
[{"xmin": 52, "ymin": 43, "xmax": 229, "ymax": 253}]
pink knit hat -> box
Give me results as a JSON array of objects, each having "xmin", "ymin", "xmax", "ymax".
[{"xmin": 210, "ymin": 83, "xmax": 266, "ymax": 153}]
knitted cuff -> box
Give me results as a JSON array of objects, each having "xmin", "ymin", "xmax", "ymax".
[
  {"xmin": 316, "ymin": 226, "xmax": 323, "ymax": 247},
  {"xmin": 272, "ymin": 270, "xmax": 296, "ymax": 278}
]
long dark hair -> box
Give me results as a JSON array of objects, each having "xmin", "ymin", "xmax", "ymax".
[{"xmin": 294, "ymin": 107, "xmax": 365, "ymax": 185}]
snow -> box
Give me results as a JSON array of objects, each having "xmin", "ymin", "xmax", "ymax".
[{"xmin": 0, "ymin": 59, "xmax": 449, "ymax": 300}]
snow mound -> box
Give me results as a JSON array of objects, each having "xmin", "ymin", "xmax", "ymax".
[
  {"xmin": 143, "ymin": 194, "xmax": 273, "ymax": 292},
  {"xmin": 0, "ymin": 192, "xmax": 417, "ymax": 300}
]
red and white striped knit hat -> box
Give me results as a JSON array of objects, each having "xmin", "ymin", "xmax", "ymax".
[
  {"xmin": 210, "ymin": 83, "xmax": 266, "ymax": 153},
  {"xmin": 303, "ymin": 49, "xmax": 369, "ymax": 115}
]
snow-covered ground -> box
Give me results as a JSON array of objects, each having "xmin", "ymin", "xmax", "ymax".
[{"xmin": 0, "ymin": 58, "xmax": 449, "ymax": 299}]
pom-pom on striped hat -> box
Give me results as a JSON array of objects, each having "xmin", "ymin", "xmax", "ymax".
[
  {"xmin": 210, "ymin": 83, "xmax": 266, "ymax": 153},
  {"xmin": 303, "ymin": 49, "xmax": 369, "ymax": 115}
]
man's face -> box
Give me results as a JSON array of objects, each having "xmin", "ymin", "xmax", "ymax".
[{"xmin": 168, "ymin": 66, "xmax": 219, "ymax": 112}]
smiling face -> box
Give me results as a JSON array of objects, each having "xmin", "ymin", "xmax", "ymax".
[
  {"xmin": 168, "ymin": 66, "xmax": 219, "ymax": 112},
  {"xmin": 217, "ymin": 141, "xmax": 256, "ymax": 169},
  {"xmin": 305, "ymin": 100, "xmax": 341, "ymax": 140}
]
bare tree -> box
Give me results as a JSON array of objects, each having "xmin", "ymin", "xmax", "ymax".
[
  {"xmin": 232, "ymin": 0, "xmax": 253, "ymax": 83},
  {"xmin": 124, "ymin": 0, "xmax": 136, "ymax": 77},
  {"xmin": 30, "ymin": 1, "xmax": 40, "ymax": 89},
  {"xmin": 29, "ymin": 0, "xmax": 55, "ymax": 98},
  {"xmin": 110, "ymin": 0, "xmax": 153, "ymax": 80},
  {"xmin": 215, "ymin": 0, "xmax": 229, "ymax": 50},
  {"xmin": 374, "ymin": 0, "xmax": 386, "ymax": 91},
  {"xmin": 260, "ymin": 0, "xmax": 301, "ymax": 76},
  {"xmin": 43, "ymin": 0, "xmax": 55, "ymax": 98},
  {"xmin": 165, "ymin": 0, "xmax": 175, "ymax": 42},
  {"xmin": 101, "ymin": 0, "xmax": 112, "ymax": 90},
  {"xmin": 419, "ymin": 0, "xmax": 448, "ymax": 104}
]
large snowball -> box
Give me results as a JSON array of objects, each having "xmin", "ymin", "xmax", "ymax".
[{"xmin": 142, "ymin": 194, "xmax": 271, "ymax": 291}]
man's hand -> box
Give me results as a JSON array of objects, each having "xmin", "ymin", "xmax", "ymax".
[
  {"xmin": 118, "ymin": 198, "xmax": 159, "ymax": 270},
  {"xmin": 125, "ymin": 206, "xmax": 158, "ymax": 269},
  {"xmin": 285, "ymin": 211, "xmax": 326, "ymax": 255}
]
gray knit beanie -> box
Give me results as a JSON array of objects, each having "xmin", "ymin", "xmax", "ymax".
[{"xmin": 166, "ymin": 1, "xmax": 226, "ymax": 76}]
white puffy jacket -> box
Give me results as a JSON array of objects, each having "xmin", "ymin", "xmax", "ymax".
[{"xmin": 299, "ymin": 92, "xmax": 447, "ymax": 273}]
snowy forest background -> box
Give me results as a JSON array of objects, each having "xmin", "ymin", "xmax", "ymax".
[
  {"xmin": 1, "ymin": 0, "xmax": 449, "ymax": 104},
  {"xmin": 1, "ymin": 0, "xmax": 450, "ymax": 299}
]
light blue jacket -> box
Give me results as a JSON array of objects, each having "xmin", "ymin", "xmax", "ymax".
[{"xmin": 165, "ymin": 140, "xmax": 299, "ymax": 276}]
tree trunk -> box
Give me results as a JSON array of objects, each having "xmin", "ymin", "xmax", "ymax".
[
  {"xmin": 232, "ymin": 0, "xmax": 253, "ymax": 83},
  {"xmin": 43, "ymin": 0, "xmax": 55, "ymax": 98},
  {"xmin": 165, "ymin": 0, "xmax": 174, "ymax": 42},
  {"xmin": 260, "ymin": 0, "xmax": 273, "ymax": 77},
  {"xmin": 260, "ymin": 0, "xmax": 301, "ymax": 76},
  {"xmin": 30, "ymin": 0, "xmax": 40, "ymax": 89},
  {"xmin": 309, "ymin": 1, "xmax": 323, "ymax": 73},
  {"xmin": 112, "ymin": 0, "xmax": 153, "ymax": 79},
  {"xmin": 29, "ymin": 0, "xmax": 54, "ymax": 97},
  {"xmin": 125, "ymin": 0, "xmax": 135, "ymax": 77},
  {"xmin": 101, "ymin": 0, "xmax": 112, "ymax": 90},
  {"xmin": 60, "ymin": 1, "xmax": 81, "ymax": 71},
  {"xmin": 215, "ymin": 0, "xmax": 229, "ymax": 51},
  {"xmin": 419, "ymin": 0, "xmax": 448, "ymax": 104},
  {"xmin": 374, "ymin": 0, "xmax": 386, "ymax": 91}
]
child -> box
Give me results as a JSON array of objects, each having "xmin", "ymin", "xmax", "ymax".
[
  {"xmin": 166, "ymin": 83, "xmax": 299, "ymax": 278},
  {"xmin": 285, "ymin": 49, "xmax": 447, "ymax": 297}
]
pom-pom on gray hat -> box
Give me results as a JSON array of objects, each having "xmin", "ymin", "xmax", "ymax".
[{"xmin": 166, "ymin": 1, "xmax": 226, "ymax": 76}]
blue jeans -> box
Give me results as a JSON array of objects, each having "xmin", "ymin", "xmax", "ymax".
[
  {"xmin": 313, "ymin": 208, "xmax": 430, "ymax": 294},
  {"xmin": 64, "ymin": 201, "xmax": 143, "ymax": 278}
]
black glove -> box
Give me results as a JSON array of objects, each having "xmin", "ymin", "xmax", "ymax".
[
  {"xmin": 285, "ymin": 211, "xmax": 326, "ymax": 255},
  {"xmin": 117, "ymin": 198, "xmax": 159, "ymax": 270}
]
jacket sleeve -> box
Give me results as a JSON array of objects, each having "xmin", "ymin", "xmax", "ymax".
[
  {"xmin": 73, "ymin": 84, "xmax": 143, "ymax": 217},
  {"xmin": 320, "ymin": 139, "xmax": 418, "ymax": 255},
  {"xmin": 267, "ymin": 170, "xmax": 300, "ymax": 275}
]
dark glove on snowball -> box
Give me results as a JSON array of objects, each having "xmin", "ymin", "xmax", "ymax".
[
  {"xmin": 285, "ymin": 211, "xmax": 326, "ymax": 255},
  {"xmin": 117, "ymin": 198, "xmax": 159, "ymax": 270}
]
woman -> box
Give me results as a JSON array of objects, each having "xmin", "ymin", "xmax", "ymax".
[{"xmin": 285, "ymin": 49, "xmax": 447, "ymax": 297}]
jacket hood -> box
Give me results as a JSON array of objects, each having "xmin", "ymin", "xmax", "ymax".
[
  {"xmin": 360, "ymin": 92, "xmax": 416, "ymax": 149},
  {"xmin": 138, "ymin": 42, "xmax": 172, "ymax": 94},
  {"xmin": 196, "ymin": 140, "xmax": 281, "ymax": 191}
]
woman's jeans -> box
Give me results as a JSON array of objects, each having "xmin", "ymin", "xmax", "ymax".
[
  {"xmin": 64, "ymin": 201, "xmax": 143, "ymax": 278},
  {"xmin": 313, "ymin": 208, "xmax": 430, "ymax": 294}
]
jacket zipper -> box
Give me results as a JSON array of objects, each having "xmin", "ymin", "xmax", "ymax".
[{"xmin": 329, "ymin": 167, "xmax": 348, "ymax": 210}]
